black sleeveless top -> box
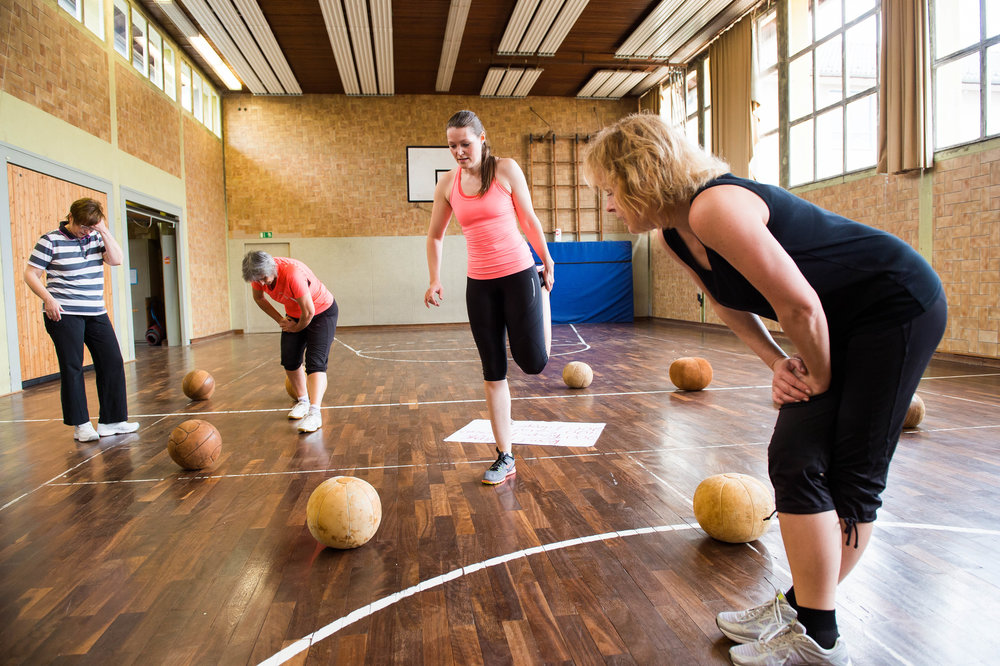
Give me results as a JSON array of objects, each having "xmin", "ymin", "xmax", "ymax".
[{"xmin": 663, "ymin": 174, "xmax": 942, "ymax": 335}]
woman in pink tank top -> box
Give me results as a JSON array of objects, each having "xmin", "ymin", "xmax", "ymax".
[{"xmin": 424, "ymin": 110, "xmax": 554, "ymax": 485}]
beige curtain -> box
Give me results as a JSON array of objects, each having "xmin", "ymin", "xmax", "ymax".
[
  {"xmin": 709, "ymin": 15, "xmax": 754, "ymax": 177},
  {"xmin": 878, "ymin": 0, "xmax": 933, "ymax": 173},
  {"xmin": 638, "ymin": 86, "xmax": 661, "ymax": 115}
]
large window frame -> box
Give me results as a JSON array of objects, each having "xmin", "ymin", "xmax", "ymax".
[
  {"xmin": 785, "ymin": 0, "xmax": 880, "ymax": 187},
  {"xmin": 931, "ymin": 0, "xmax": 1000, "ymax": 149}
]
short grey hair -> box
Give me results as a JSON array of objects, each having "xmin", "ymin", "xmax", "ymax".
[{"xmin": 242, "ymin": 250, "xmax": 277, "ymax": 283}]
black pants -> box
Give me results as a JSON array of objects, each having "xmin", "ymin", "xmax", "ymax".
[
  {"xmin": 768, "ymin": 293, "xmax": 947, "ymax": 525},
  {"xmin": 280, "ymin": 301, "xmax": 339, "ymax": 374},
  {"xmin": 43, "ymin": 313, "xmax": 128, "ymax": 426},
  {"xmin": 466, "ymin": 266, "xmax": 548, "ymax": 382}
]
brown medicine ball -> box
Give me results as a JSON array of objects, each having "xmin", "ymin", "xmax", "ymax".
[
  {"xmin": 903, "ymin": 393, "xmax": 925, "ymax": 429},
  {"xmin": 562, "ymin": 361, "xmax": 594, "ymax": 388},
  {"xmin": 306, "ymin": 476, "xmax": 382, "ymax": 549},
  {"xmin": 669, "ymin": 356, "xmax": 713, "ymax": 391},
  {"xmin": 182, "ymin": 369, "xmax": 215, "ymax": 400},
  {"xmin": 167, "ymin": 419, "xmax": 222, "ymax": 470},
  {"xmin": 693, "ymin": 473, "xmax": 775, "ymax": 543}
]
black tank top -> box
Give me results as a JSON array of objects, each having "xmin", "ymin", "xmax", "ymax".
[{"xmin": 663, "ymin": 173, "xmax": 942, "ymax": 334}]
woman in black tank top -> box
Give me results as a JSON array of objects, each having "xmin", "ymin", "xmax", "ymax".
[{"xmin": 583, "ymin": 114, "xmax": 945, "ymax": 665}]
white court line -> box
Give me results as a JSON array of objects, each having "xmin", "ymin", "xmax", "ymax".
[{"xmin": 257, "ymin": 522, "xmax": 699, "ymax": 666}]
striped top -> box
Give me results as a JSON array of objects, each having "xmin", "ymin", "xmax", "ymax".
[{"xmin": 28, "ymin": 223, "xmax": 108, "ymax": 316}]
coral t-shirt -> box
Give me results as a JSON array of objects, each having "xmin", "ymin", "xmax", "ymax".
[
  {"xmin": 252, "ymin": 257, "xmax": 333, "ymax": 318},
  {"xmin": 449, "ymin": 171, "xmax": 534, "ymax": 279}
]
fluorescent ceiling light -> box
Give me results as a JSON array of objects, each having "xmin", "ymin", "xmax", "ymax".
[
  {"xmin": 318, "ymin": 0, "xmax": 360, "ymax": 95},
  {"xmin": 511, "ymin": 68, "xmax": 543, "ymax": 96},
  {"xmin": 496, "ymin": 68, "xmax": 525, "ymax": 96},
  {"xmin": 577, "ymin": 69, "xmax": 648, "ymax": 98},
  {"xmin": 538, "ymin": 0, "xmax": 589, "ymax": 56},
  {"xmin": 498, "ymin": 0, "xmax": 540, "ymax": 55},
  {"xmin": 231, "ymin": 0, "xmax": 301, "ymax": 94},
  {"xmin": 615, "ymin": 0, "xmax": 683, "ymax": 56},
  {"xmin": 370, "ymin": 0, "xmax": 393, "ymax": 94},
  {"xmin": 577, "ymin": 70, "xmax": 613, "ymax": 97},
  {"xmin": 519, "ymin": 0, "xmax": 563, "ymax": 54},
  {"xmin": 173, "ymin": 0, "xmax": 265, "ymax": 92},
  {"xmin": 480, "ymin": 67, "xmax": 505, "ymax": 96},
  {"xmin": 189, "ymin": 34, "xmax": 242, "ymax": 90},
  {"xmin": 436, "ymin": 0, "xmax": 472, "ymax": 92},
  {"xmin": 344, "ymin": 0, "xmax": 377, "ymax": 94}
]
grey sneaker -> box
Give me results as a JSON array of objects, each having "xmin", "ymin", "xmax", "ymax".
[
  {"xmin": 482, "ymin": 448, "xmax": 515, "ymax": 485},
  {"xmin": 718, "ymin": 592, "xmax": 797, "ymax": 644},
  {"xmin": 74, "ymin": 422, "xmax": 99, "ymax": 442},
  {"xmin": 730, "ymin": 621, "xmax": 852, "ymax": 666},
  {"xmin": 297, "ymin": 410, "xmax": 321, "ymax": 432},
  {"xmin": 96, "ymin": 421, "xmax": 139, "ymax": 436},
  {"xmin": 288, "ymin": 400, "xmax": 310, "ymax": 420}
]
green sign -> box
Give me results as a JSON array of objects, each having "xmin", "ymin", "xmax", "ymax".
[{"xmin": 260, "ymin": 231, "xmax": 273, "ymax": 238}]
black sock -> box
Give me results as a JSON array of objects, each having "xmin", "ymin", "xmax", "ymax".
[
  {"xmin": 794, "ymin": 605, "xmax": 839, "ymax": 650},
  {"xmin": 784, "ymin": 587, "xmax": 797, "ymax": 609}
]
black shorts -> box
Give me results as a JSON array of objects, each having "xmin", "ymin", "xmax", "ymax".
[
  {"xmin": 466, "ymin": 266, "xmax": 548, "ymax": 382},
  {"xmin": 280, "ymin": 301, "xmax": 338, "ymax": 374},
  {"xmin": 768, "ymin": 293, "xmax": 947, "ymax": 524}
]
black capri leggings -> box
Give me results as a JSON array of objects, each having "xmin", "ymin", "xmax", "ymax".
[
  {"xmin": 280, "ymin": 301, "xmax": 339, "ymax": 374},
  {"xmin": 768, "ymin": 293, "xmax": 947, "ymax": 530},
  {"xmin": 466, "ymin": 266, "xmax": 548, "ymax": 382}
]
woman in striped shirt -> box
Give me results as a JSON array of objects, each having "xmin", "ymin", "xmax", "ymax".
[{"xmin": 24, "ymin": 198, "xmax": 139, "ymax": 442}]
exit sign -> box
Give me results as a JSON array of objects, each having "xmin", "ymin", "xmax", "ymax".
[{"xmin": 260, "ymin": 231, "xmax": 273, "ymax": 238}]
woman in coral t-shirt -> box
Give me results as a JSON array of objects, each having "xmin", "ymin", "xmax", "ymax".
[{"xmin": 424, "ymin": 110, "xmax": 554, "ymax": 485}]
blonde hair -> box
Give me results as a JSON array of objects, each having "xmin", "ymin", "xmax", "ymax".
[{"xmin": 583, "ymin": 113, "xmax": 729, "ymax": 227}]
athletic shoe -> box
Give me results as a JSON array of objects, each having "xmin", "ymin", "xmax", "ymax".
[
  {"xmin": 297, "ymin": 411, "xmax": 321, "ymax": 432},
  {"xmin": 729, "ymin": 621, "xmax": 852, "ymax": 666},
  {"xmin": 718, "ymin": 592, "xmax": 797, "ymax": 644},
  {"xmin": 74, "ymin": 422, "xmax": 100, "ymax": 442},
  {"xmin": 288, "ymin": 400, "xmax": 310, "ymax": 420},
  {"xmin": 96, "ymin": 421, "xmax": 140, "ymax": 436},
  {"xmin": 482, "ymin": 448, "xmax": 516, "ymax": 485}
]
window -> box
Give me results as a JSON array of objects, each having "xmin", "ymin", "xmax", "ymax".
[
  {"xmin": 752, "ymin": 7, "xmax": 779, "ymax": 185},
  {"xmin": 131, "ymin": 7, "xmax": 147, "ymax": 76},
  {"xmin": 58, "ymin": 0, "xmax": 104, "ymax": 39},
  {"xmin": 113, "ymin": 0, "xmax": 129, "ymax": 58},
  {"xmin": 148, "ymin": 25, "xmax": 163, "ymax": 90},
  {"xmin": 932, "ymin": 0, "xmax": 1000, "ymax": 148},
  {"xmin": 163, "ymin": 43, "xmax": 177, "ymax": 101},
  {"xmin": 684, "ymin": 59, "xmax": 711, "ymax": 150},
  {"xmin": 181, "ymin": 61, "xmax": 192, "ymax": 112},
  {"xmin": 786, "ymin": 0, "xmax": 879, "ymax": 186},
  {"xmin": 192, "ymin": 70, "xmax": 203, "ymax": 123},
  {"xmin": 685, "ymin": 68, "xmax": 700, "ymax": 146}
]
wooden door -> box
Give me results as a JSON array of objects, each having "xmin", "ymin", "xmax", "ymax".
[{"xmin": 9, "ymin": 164, "xmax": 114, "ymax": 384}]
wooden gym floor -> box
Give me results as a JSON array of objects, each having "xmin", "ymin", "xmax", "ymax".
[{"xmin": 1, "ymin": 319, "xmax": 999, "ymax": 665}]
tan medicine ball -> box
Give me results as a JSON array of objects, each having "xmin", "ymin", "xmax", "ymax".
[
  {"xmin": 167, "ymin": 419, "xmax": 222, "ymax": 470},
  {"xmin": 669, "ymin": 357, "xmax": 713, "ymax": 391},
  {"xmin": 182, "ymin": 369, "xmax": 215, "ymax": 400},
  {"xmin": 693, "ymin": 473, "xmax": 775, "ymax": 543},
  {"xmin": 903, "ymin": 393, "xmax": 925, "ymax": 429},
  {"xmin": 306, "ymin": 476, "xmax": 382, "ymax": 549},
  {"xmin": 562, "ymin": 361, "xmax": 594, "ymax": 388}
]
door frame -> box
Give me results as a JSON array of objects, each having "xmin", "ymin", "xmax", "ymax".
[{"xmin": 0, "ymin": 141, "xmax": 115, "ymax": 390}]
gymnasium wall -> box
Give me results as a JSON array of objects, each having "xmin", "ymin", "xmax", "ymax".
[
  {"xmin": 221, "ymin": 94, "xmax": 637, "ymax": 328},
  {"xmin": 649, "ymin": 138, "xmax": 1000, "ymax": 361},
  {"xmin": 0, "ymin": 0, "xmax": 228, "ymax": 395}
]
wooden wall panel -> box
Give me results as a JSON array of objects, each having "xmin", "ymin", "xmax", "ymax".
[{"xmin": 8, "ymin": 165, "xmax": 114, "ymax": 383}]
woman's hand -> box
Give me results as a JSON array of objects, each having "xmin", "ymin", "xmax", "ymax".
[
  {"xmin": 43, "ymin": 298, "xmax": 62, "ymax": 321},
  {"xmin": 541, "ymin": 262, "xmax": 554, "ymax": 292},
  {"xmin": 771, "ymin": 355, "xmax": 814, "ymax": 405},
  {"xmin": 278, "ymin": 317, "xmax": 297, "ymax": 332},
  {"xmin": 425, "ymin": 282, "xmax": 443, "ymax": 307}
]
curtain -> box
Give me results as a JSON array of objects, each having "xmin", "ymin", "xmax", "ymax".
[
  {"xmin": 638, "ymin": 85, "xmax": 661, "ymax": 115},
  {"xmin": 878, "ymin": 0, "xmax": 933, "ymax": 173},
  {"xmin": 709, "ymin": 15, "xmax": 754, "ymax": 177}
]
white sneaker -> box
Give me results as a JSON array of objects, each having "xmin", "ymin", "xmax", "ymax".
[
  {"xmin": 729, "ymin": 621, "xmax": 852, "ymax": 666},
  {"xmin": 288, "ymin": 400, "xmax": 310, "ymax": 420},
  {"xmin": 74, "ymin": 422, "xmax": 100, "ymax": 442},
  {"xmin": 718, "ymin": 592, "xmax": 797, "ymax": 643},
  {"xmin": 297, "ymin": 410, "xmax": 321, "ymax": 432},
  {"xmin": 97, "ymin": 421, "xmax": 140, "ymax": 436}
]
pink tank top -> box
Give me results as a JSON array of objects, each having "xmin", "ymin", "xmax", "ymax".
[{"xmin": 449, "ymin": 169, "xmax": 535, "ymax": 280}]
